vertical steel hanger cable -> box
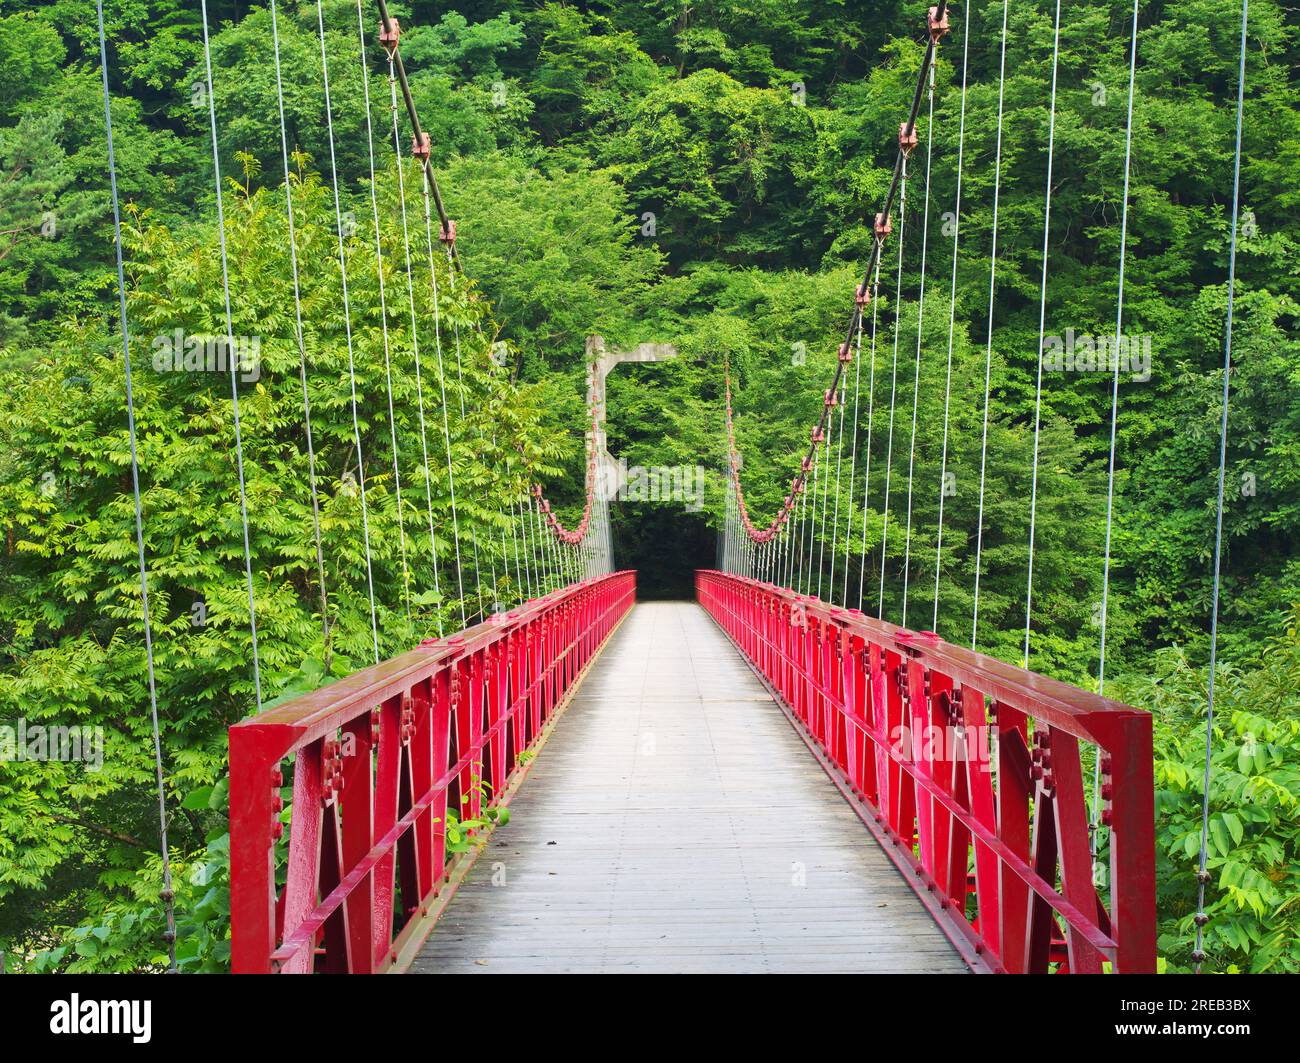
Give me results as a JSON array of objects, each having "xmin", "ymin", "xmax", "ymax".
[
  {"xmin": 1092, "ymin": 0, "xmax": 1141, "ymax": 858},
  {"xmin": 201, "ymin": 0, "xmax": 265, "ymax": 703},
  {"xmin": 442, "ymin": 256, "xmax": 488, "ymax": 616},
  {"xmin": 96, "ymin": 0, "xmax": 177, "ymax": 971},
  {"xmin": 804, "ymin": 445, "xmax": 821, "ymax": 593},
  {"xmin": 385, "ymin": 54, "xmax": 444, "ymax": 633},
  {"xmin": 933, "ymin": 0, "xmax": 971, "ymax": 631},
  {"xmin": 418, "ymin": 165, "xmax": 467, "ymax": 626},
  {"xmin": 827, "ymin": 347, "xmax": 849, "ymax": 602},
  {"xmin": 355, "ymin": 0, "xmax": 410, "ymax": 618},
  {"xmin": 1022, "ymin": 0, "xmax": 1065, "ymax": 669},
  {"xmin": 857, "ymin": 258, "xmax": 883, "ymax": 610},
  {"xmin": 840, "ymin": 311, "xmax": 865, "ymax": 606},
  {"xmin": 270, "ymin": 0, "xmax": 329, "ymax": 648},
  {"xmin": 1194, "ymin": 0, "xmax": 1250, "ymax": 976},
  {"xmin": 971, "ymin": 0, "xmax": 1011, "ymax": 651},
  {"xmin": 878, "ymin": 155, "xmax": 909, "ymax": 618},
  {"xmin": 815, "ymin": 404, "xmax": 833, "ymax": 598},
  {"xmin": 315, "ymin": 0, "xmax": 380, "ymax": 663},
  {"xmin": 901, "ymin": 73, "xmax": 937, "ymax": 628}
]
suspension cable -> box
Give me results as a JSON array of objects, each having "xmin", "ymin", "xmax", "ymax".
[
  {"xmin": 270, "ymin": 0, "xmax": 329, "ymax": 650},
  {"xmin": 418, "ymin": 161, "xmax": 467, "ymax": 627},
  {"xmin": 878, "ymin": 154, "xmax": 910, "ymax": 618},
  {"xmin": 826, "ymin": 351, "xmax": 848, "ymax": 602},
  {"xmin": 901, "ymin": 73, "xmax": 937, "ymax": 628},
  {"xmin": 442, "ymin": 256, "xmax": 486, "ymax": 617},
  {"xmin": 1194, "ymin": 0, "xmax": 1250, "ymax": 976},
  {"xmin": 722, "ymin": 5, "xmax": 950, "ymax": 578},
  {"xmin": 385, "ymin": 52, "xmax": 444, "ymax": 633},
  {"xmin": 933, "ymin": 0, "xmax": 971, "ymax": 631},
  {"xmin": 355, "ymin": 0, "xmax": 410, "ymax": 618},
  {"xmin": 96, "ymin": 0, "xmax": 177, "ymax": 971},
  {"xmin": 857, "ymin": 259, "xmax": 884, "ymax": 610},
  {"xmin": 840, "ymin": 305, "xmax": 865, "ymax": 606},
  {"xmin": 315, "ymin": 0, "xmax": 380, "ymax": 663},
  {"xmin": 971, "ymin": 0, "xmax": 1011, "ymax": 651},
  {"xmin": 201, "ymin": 0, "xmax": 265, "ymax": 704},
  {"xmin": 374, "ymin": 0, "xmax": 459, "ymax": 272},
  {"xmin": 1022, "ymin": 0, "xmax": 1065, "ymax": 669},
  {"xmin": 1093, "ymin": 0, "xmax": 1141, "ymax": 856},
  {"xmin": 815, "ymin": 410, "xmax": 833, "ymax": 599}
]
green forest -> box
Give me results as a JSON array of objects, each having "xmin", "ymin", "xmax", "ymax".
[{"xmin": 0, "ymin": 0, "xmax": 1297, "ymax": 974}]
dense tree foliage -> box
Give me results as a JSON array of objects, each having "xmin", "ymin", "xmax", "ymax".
[{"xmin": 0, "ymin": 0, "xmax": 1295, "ymax": 973}]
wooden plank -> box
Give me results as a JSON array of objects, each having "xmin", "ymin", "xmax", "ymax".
[{"xmin": 410, "ymin": 602, "xmax": 969, "ymax": 974}]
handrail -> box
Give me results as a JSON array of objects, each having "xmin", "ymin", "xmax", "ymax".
[
  {"xmin": 696, "ymin": 570, "xmax": 1156, "ymax": 973},
  {"xmin": 230, "ymin": 571, "xmax": 636, "ymax": 973}
]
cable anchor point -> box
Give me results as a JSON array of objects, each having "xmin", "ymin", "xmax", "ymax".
[
  {"xmin": 928, "ymin": 6, "xmax": 951, "ymax": 43},
  {"xmin": 379, "ymin": 18, "xmax": 401, "ymax": 56}
]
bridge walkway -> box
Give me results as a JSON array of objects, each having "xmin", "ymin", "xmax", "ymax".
[{"xmin": 410, "ymin": 601, "xmax": 967, "ymax": 974}]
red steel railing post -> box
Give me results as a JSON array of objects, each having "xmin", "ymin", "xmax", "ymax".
[
  {"xmin": 1108, "ymin": 713, "xmax": 1157, "ymax": 972},
  {"xmin": 373, "ymin": 692, "xmax": 403, "ymax": 966},
  {"xmin": 229, "ymin": 726, "xmax": 278, "ymax": 973}
]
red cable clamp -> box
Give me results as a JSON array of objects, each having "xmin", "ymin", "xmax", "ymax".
[
  {"xmin": 439, "ymin": 219, "xmax": 457, "ymax": 245},
  {"xmin": 855, "ymin": 283, "xmax": 871, "ymax": 307},
  {"xmin": 837, "ymin": 342, "xmax": 852, "ymax": 364},
  {"xmin": 824, "ymin": 389, "xmax": 838, "ymax": 408},
  {"xmin": 928, "ymin": 6, "xmax": 951, "ymax": 42},
  {"xmin": 379, "ymin": 18, "xmax": 401, "ymax": 56},
  {"xmin": 899, "ymin": 122, "xmax": 919, "ymax": 155},
  {"xmin": 412, "ymin": 132, "xmax": 431, "ymax": 162},
  {"xmin": 874, "ymin": 212, "xmax": 893, "ymax": 239},
  {"xmin": 811, "ymin": 426, "xmax": 824, "ymax": 444}
]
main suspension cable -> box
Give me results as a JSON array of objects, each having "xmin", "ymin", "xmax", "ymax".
[{"xmin": 720, "ymin": 5, "xmax": 950, "ymax": 581}]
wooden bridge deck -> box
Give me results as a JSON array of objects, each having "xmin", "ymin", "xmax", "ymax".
[{"xmin": 409, "ymin": 601, "xmax": 968, "ymax": 974}]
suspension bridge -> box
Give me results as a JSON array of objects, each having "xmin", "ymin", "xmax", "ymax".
[{"xmin": 89, "ymin": 0, "xmax": 1253, "ymax": 974}]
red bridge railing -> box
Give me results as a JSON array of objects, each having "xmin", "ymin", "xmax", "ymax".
[
  {"xmin": 229, "ymin": 571, "xmax": 636, "ymax": 973},
  {"xmin": 697, "ymin": 570, "xmax": 1156, "ymax": 973}
]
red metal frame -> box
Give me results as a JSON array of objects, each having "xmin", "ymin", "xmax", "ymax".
[
  {"xmin": 229, "ymin": 572, "xmax": 636, "ymax": 973},
  {"xmin": 696, "ymin": 570, "xmax": 1156, "ymax": 974}
]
